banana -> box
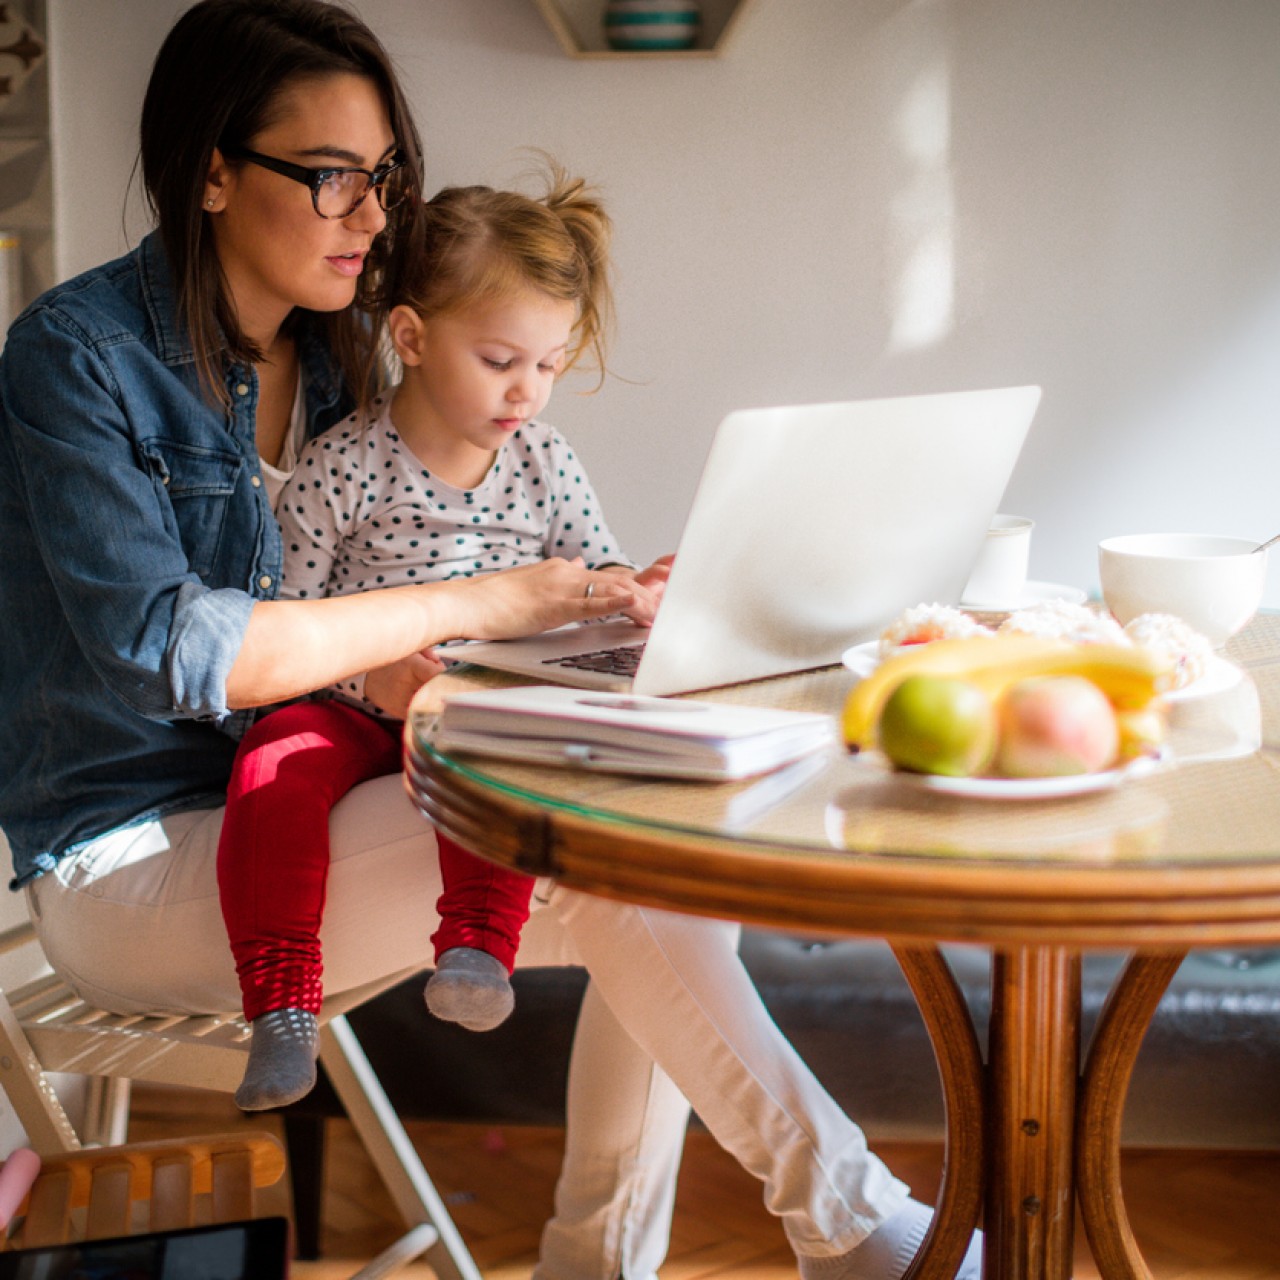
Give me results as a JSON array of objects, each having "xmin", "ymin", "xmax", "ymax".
[{"xmin": 842, "ymin": 635, "xmax": 1174, "ymax": 751}]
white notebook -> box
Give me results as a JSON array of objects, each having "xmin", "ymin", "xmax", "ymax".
[{"xmin": 433, "ymin": 685, "xmax": 838, "ymax": 780}]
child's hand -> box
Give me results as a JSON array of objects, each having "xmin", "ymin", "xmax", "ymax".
[
  {"xmin": 364, "ymin": 648, "xmax": 447, "ymax": 719},
  {"xmin": 606, "ymin": 555, "xmax": 674, "ymax": 627}
]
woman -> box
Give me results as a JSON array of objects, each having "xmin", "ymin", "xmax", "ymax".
[{"xmin": 0, "ymin": 4, "xmax": 978, "ymax": 1278}]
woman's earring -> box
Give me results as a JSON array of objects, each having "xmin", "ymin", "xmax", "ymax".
[{"xmin": 205, "ymin": 199, "xmax": 215, "ymax": 208}]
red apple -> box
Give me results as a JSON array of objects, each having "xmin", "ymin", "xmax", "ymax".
[{"xmin": 995, "ymin": 676, "xmax": 1119, "ymax": 777}]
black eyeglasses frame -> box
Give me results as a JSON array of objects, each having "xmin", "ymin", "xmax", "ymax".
[{"xmin": 220, "ymin": 145, "xmax": 408, "ymax": 219}]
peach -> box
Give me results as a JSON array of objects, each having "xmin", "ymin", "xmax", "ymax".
[{"xmin": 995, "ymin": 675, "xmax": 1119, "ymax": 777}]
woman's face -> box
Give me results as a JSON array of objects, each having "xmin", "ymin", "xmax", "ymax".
[{"xmin": 208, "ymin": 72, "xmax": 396, "ymax": 345}]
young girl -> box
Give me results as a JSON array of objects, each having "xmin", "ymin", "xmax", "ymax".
[{"xmin": 218, "ymin": 165, "xmax": 674, "ymax": 1110}]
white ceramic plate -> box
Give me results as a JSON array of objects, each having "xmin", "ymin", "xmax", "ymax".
[
  {"xmin": 841, "ymin": 640, "xmax": 882, "ymax": 678},
  {"xmin": 959, "ymin": 580, "xmax": 1088, "ymax": 611},
  {"xmin": 1164, "ymin": 654, "xmax": 1242, "ymax": 702},
  {"xmin": 897, "ymin": 752, "xmax": 1168, "ymax": 800}
]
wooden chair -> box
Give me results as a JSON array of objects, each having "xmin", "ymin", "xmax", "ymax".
[
  {"xmin": 1, "ymin": 1132, "xmax": 286, "ymax": 1253},
  {"xmin": 0, "ymin": 920, "xmax": 480, "ymax": 1280}
]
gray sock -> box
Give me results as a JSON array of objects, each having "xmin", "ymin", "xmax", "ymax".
[
  {"xmin": 424, "ymin": 947, "xmax": 514, "ymax": 1031},
  {"xmin": 797, "ymin": 1198, "xmax": 982, "ymax": 1280},
  {"xmin": 235, "ymin": 1007, "xmax": 320, "ymax": 1111}
]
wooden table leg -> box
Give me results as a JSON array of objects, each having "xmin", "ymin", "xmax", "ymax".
[
  {"xmin": 986, "ymin": 947, "xmax": 1081, "ymax": 1280},
  {"xmin": 892, "ymin": 944, "xmax": 986, "ymax": 1280},
  {"xmin": 1076, "ymin": 950, "xmax": 1186, "ymax": 1280}
]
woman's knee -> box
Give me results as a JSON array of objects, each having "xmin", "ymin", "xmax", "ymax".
[{"xmin": 552, "ymin": 885, "xmax": 742, "ymax": 953}]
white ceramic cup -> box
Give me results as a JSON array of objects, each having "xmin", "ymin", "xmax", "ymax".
[
  {"xmin": 1098, "ymin": 533, "xmax": 1266, "ymax": 648},
  {"xmin": 961, "ymin": 514, "xmax": 1034, "ymax": 607}
]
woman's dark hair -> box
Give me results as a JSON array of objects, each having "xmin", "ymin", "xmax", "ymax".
[{"xmin": 140, "ymin": 0, "xmax": 423, "ymax": 401}]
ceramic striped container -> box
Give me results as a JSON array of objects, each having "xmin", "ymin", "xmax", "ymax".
[{"xmin": 604, "ymin": 0, "xmax": 702, "ymax": 51}]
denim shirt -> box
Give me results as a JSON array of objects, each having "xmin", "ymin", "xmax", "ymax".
[{"xmin": 0, "ymin": 232, "xmax": 351, "ymax": 887}]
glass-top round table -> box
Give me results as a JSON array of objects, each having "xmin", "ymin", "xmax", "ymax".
[{"xmin": 404, "ymin": 613, "xmax": 1280, "ymax": 1280}]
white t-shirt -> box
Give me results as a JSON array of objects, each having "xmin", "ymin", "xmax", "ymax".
[{"xmin": 259, "ymin": 371, "xmax": 307, "ymax": 512}]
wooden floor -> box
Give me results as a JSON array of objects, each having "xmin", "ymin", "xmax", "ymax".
[{"xmin": 130, "ymin": 1083, "xmax": 1280, "ymax": 1279}]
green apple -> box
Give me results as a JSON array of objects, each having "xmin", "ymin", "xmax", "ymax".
[{"xmin": 877, "ymin": 675, "xmax": 998, "ymax": 777}]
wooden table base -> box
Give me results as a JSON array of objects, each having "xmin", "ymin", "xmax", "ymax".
[
  {"xmin": 891, "ymin": 946, "xmax": 1184, "ymax": 1280},
  {"xmin": 1076, "ymin": 951, "xmax": 1188, "ymax": 1280}
]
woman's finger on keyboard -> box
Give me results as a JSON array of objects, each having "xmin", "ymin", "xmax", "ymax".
[
  {"xmin": 620, "ymin": 580, "xmax": 664, "ymax": 626},
  {"xmin": 584, "ymin": 571, "xmax": 635, "ymax": 615}
]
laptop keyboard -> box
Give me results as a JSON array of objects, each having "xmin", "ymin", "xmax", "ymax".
[{"xmin": 544, "ymin": 643, "xmax": 646, "ymax": 676}]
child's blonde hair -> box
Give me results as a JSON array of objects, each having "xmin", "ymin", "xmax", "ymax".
[{"xmin": 391, "ymin": 159, "xmax": 614, "ymax": 381}]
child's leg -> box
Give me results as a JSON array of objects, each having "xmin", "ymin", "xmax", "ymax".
[
  {"xmin": 431, "ymin": 833, "xmax": 534, "ymax": 969},
  {"xmin": 424, "ymin": 833, "xmax": 535, "ymax": 1031},
  {"xmin": 216, "ymin": 699, "xmax": 400, "ymax": 1108}
]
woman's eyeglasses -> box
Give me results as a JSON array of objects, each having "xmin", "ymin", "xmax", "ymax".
[{"xmin": 222, "ymin": 146, "xmax": 408, "ymax": 219}]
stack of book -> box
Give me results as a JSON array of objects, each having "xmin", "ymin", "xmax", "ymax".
[{"xmin": 433, "ymin": 684, "xmax": 837, "ymax": 781}]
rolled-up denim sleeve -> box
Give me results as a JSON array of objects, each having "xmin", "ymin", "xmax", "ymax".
[
  {"xmin": 167, "ymin": 582, "xmax": 256, "ymax": 721},
  {"xmin": 2, "ymin": 308, "xmax": 253, "ymax": 724}
]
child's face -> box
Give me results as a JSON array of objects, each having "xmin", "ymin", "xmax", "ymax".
[{"xmin": 401, "ymin": 288, "xmax": 576, "ymax": 458}]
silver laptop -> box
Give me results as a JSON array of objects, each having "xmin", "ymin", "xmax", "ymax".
[{"xmin": 451, "ymin": 386, "xmax": 1041, "ymax": 696}]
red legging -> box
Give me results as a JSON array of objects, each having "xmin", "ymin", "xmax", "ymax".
[{"xmin": 216, "ymin": 699, "xmax": 534, "ymax": 1021}]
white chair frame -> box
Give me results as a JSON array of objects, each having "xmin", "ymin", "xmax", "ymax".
[{"xmin": 0, "ymin": 921, "xmax": 481, "ymax": 1280}]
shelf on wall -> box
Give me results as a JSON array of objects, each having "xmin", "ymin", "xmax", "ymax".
[{"xmin": 532, "ymin": 0, "xmax": 753, "ymax": 59}]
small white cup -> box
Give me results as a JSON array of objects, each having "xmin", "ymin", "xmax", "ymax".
[{"xmin": 961, "ymin": 514, "xmax": 1034, "ymax": 607}]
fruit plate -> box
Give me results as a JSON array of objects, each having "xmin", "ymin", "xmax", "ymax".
[{"xmin": 893, "ymin": 751, "xmax": 1169, "ymax": 801}]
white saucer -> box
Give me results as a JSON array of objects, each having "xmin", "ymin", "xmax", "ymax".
[
  {"xmin": 1164, "ymin": 654, "xmax": 1242, "ymax": 702},
  {"xmin": 959, "ymin": 580, "xmax": 1088, "ymax": 611},
  {"xmin": 897, "ymin": 751, "xmax": 1168, "ymax": 801},
  {"xmin": 840, "ymin": 640, "xmax": 881, "ymax": 678}
]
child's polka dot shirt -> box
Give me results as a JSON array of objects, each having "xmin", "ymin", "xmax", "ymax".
[{"xmin": 275, "ymin": 397, "xmax": 632, "ymax": 708}]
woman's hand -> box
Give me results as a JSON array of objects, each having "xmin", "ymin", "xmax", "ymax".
[
  {"xmin": 439, "ymin": 557, "xmax": 636, "ymax": 642},
  {"xmin": 604, "ymin": 555, "xmax": 674, "ymax": 627},
  {"xmin": 364, "ymin": 648, "xmax": 447, "ymax": 719}
]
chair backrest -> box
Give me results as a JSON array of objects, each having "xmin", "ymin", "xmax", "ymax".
[{"xmin": 2, "ymin": 1133, "xmax": 286, "ymax": 1251}]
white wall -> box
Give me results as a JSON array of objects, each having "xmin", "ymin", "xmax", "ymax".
[{"xmin": 48, "ymin": 0, "xmax": 1280, "ymax": 603}]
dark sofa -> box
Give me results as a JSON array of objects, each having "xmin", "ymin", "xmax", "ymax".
[{"xmin": 282, "ymin": 930, "xmax": 1280, "ymax": 1257}]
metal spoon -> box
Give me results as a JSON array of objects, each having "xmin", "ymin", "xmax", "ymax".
[{"xmin": 1254, "ymin": 533, "xmax": 1280, "ymax": 554}]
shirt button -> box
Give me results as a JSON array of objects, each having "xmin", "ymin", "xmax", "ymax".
[
  {"xmin": 258, "ymin": 575, "xmax": 272, "ymax": 590},
  {"xmin": 236, "ymin": 383, "xmax": 250, "ymax": 397},
  {"xmin": 250, "ymin": 475, "xmax": 261, "ymax": 488}
]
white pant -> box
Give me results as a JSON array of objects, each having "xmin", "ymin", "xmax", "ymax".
[{"xmin": 27, "ymin": 774, "xmax": 908, "ymax": 1277}]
